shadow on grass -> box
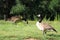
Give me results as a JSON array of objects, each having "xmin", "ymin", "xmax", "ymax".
[
  {"xmin": 0, "ymin": 36, "xmax": 40, "ymax": 40},
  {"xmin": 43, "ymin": 34, "xmax": 60, "ymax": 40},
  {"xmin": 0, "ymin": 35, "xmax": 16, "ymax": 38},
  {"xmin": 47, "ymin": 34, "xmax": 60, "ymax": 38},
  {"xmin": 0, "ymin": 36, "xmax": 19, "ymax": 40}
]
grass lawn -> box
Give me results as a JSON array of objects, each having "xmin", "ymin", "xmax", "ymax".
[{"xmin": 0, "ymin": 20, "xmax": 60, "ymax": 40}]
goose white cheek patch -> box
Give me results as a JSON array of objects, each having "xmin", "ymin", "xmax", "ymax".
[{"xmin": 37, "ymin": 14, "xmax": 40, "ymax": 17}]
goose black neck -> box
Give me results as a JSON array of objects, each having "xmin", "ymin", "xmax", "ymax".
[
  {"xmin": 38, "ymin": 18, "xmax": 43, "ymax": 23},
  {"xmin": 39, "ymin": 20, "xmax": 42, "ymax": 23}
]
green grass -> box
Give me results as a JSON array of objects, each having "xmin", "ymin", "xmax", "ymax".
[{"xmin": 0, "ymin": 20, "xmax": 60, "ymax": 40}]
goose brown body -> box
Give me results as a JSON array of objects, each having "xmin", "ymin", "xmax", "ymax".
[
  {"xmin": 36, "ymin": 21, "xmax": 57, "ymax": 34},
  {"xmin": 36, "ymin": 14, "xmax": 57, "ymax": 34}
]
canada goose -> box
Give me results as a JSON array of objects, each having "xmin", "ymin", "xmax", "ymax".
[
  {"xmin": 7, "ymin": 15, "xmax": 28, "ymax": 24},
  {"xmin": 36, "ymin": 14, "xmax": 57, "ymax": 35}
]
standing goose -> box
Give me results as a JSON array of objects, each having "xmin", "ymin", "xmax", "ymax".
[{"xmin": 36, "ymin": 14, "xmax": 57, "ymax": 35}]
